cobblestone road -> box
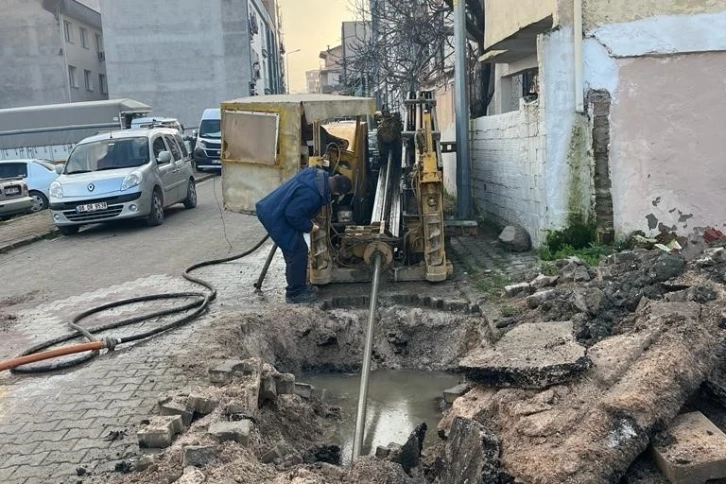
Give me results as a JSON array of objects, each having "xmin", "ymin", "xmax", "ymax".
[{"xmin": 0, "ymin": 177, "xmax": 287, "ymax": 483}]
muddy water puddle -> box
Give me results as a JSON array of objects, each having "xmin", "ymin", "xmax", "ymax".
[{"xmin": 305, "ymin": 369, "xmax": 459, "ymax": 464}]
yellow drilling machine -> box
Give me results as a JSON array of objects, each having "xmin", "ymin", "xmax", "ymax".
[{"xmin": 220, "ymin": 92, "xmax": 452, "ymax": 285}]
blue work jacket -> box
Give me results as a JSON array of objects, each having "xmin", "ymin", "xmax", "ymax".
[{"xmin": 256, "ymin": 167, "xmax": 331, "ymax": 253}]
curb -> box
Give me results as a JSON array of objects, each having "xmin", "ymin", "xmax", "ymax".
[
  {"xmin": 0, "ymin": 173, "xmax": 220, "ymax": 254},
  {"xmin": 0, "ymin": 227, "xmax": 59, "ymax": 255}
]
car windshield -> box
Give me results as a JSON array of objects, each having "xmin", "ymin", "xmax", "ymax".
[
  {"xmin": 64, "ymin": 137, "xmax": 150, "ymax": 174},
  {"xmin": 199, "ymin": 119, "xmax": 221, "ymax": 139}
]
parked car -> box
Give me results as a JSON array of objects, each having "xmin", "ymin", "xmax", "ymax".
[
  {"xmin": 0, "ymin": 177, "xmax": 33, "ymax": 219},
  {"xmin": 49, "ymin": 128, "xmax": 197, "ymax": 236},
  {"xmin": 0, "ymin": 159, "xmax": 59, "ymax": 212},
  {"xmin": 192, "ymin": 108, "xmax": 222, "ymax": 172}
]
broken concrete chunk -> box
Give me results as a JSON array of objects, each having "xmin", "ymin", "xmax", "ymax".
[
  {"xmin": 137, "ymin": 416, "xmax": 184, "ymax": 449},
  {"xmin": 208, "ymin": 420, "xmax": 253, "ymax": 445},
  {"xmin": 530, "ymin": 274, "xmax": 558, "ymax": 289},
  {"xmin": 459, "ymin": 321, "xmax": 590, "ymax": 389},
  {"xmin": 571, "ymin": 288, "xmax": 605, "ymax": 315},
  {"xmin": 262, "ymin": 441, "xmax": 295, "ymax": 464},
  {"xmin": 705, "ymin": 363, "xmax": 726, "ymax": 408},
  {"xmin": 441, "ymin": 417, "xmax": 500, "ymax": 484},
  {"xmin": 443, "ymin": 383, "xmax": 470, "ymax": 405},
  {"xmin": 273, "ymin": 373, "xmax": 296, "ymax": 395},
  {"xmin": 587, "ymin": 331, "xmax": 657, "ymax": 386},
  {"xmin": 526, "ymin": 290, "xmax": 556, "ymax": 309},
  {"xmin": 182, "ymin": 445, "xmax": 218, "ymax": 468},
  {"xmin": 259, "ymin": 375, "xmax": 277, "ymax": 405},
  {"xmin": 504, "ymin": 283, "xmax": 533, "ymax": 298},
  {"xmin": 174, "ymin": 466, "xmax": 206, "ymax": 484},
  {"xmin": 652, "ymin": 412, "xmax": 726, "ymax": 484},
  {"xmin": 389, "ymin": 423, "xmax": 427, "ymax": 474},
  {"xmin": 186, "ymin": 394, "xmax": 219, "ymax": 415},
  {"xmin": 498, "ymin": 225, "xmax": 531, "ymax": 252},
  {"xmin": 159, "ymin": 397, "xmax": 193, "ymax": 427},
  {"xmin": 294, "ymin": 383, "xmax": 313, "ymax": 399}
]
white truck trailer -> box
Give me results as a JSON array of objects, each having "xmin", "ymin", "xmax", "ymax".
[{"xmin": 0, "ymin": 99, "xmax": 151, "ymax": 163}]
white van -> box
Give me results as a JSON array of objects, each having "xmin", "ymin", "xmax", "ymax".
[{"xmin": 193, "ymin": 109, "xmax": 221, "ymax": 172}]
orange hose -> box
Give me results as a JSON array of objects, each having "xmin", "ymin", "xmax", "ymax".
[{"xmin": 0, "ymin": 341, "xmax": 105, "ymax": 372}]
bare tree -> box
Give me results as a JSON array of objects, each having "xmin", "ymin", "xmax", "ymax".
[{"xmin": 347, "ymin": 0, "xmax": 493, "ymax": 117}]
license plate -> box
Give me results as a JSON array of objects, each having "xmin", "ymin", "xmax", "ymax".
[
  {"xmin": 4, "ymin": 187, "xmax": 19, "ymax": 195},
  {"xmin": 77, "ymin": 202, "xmax": 108, "ymax": 213}
]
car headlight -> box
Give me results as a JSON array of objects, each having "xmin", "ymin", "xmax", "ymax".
[
  {"xmin": 121, "ymin": 172, "xmax": 142, "ymax": 191},
  {"xmin": 197, "ymin": 140, "xmax": 207, "ymax": 148},
  {"xmin": 49, "ymin": 181, "xmax": 63, "ymax": 199}
]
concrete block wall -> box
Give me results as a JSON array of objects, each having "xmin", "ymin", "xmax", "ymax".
[{"xmin": 471, "ymin": 101, "xmax": 546, "ymax": 245}]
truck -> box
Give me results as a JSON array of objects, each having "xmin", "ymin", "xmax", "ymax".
[{"xmin": 0, "ymin": 99, "xmax": 152, "ymax": 163}]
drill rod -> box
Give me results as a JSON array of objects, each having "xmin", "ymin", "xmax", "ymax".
[
  {"xmin": 254, "ymin": 243, "xmax": 278, "ymax": 291},
  {"xmin": 352, "ymin": 252, "xmax": 383, "ymax": 461}
]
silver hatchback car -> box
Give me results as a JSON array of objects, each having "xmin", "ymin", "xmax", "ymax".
[{"xmin": 50, "ymin": 128, "xmax": 197, "ymax": 235}]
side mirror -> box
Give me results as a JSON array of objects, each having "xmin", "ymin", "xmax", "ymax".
[
  {"xmin": 158, "ymin": 151, "xmax": 173, "ymax": 164},
  {"xmin": 55, "ymin": 164, "xmax": 64, "ymax": 175}
]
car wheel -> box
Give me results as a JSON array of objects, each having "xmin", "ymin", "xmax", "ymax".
[
  {"xmin": 183, "ymin": 179, "xmax": 198, "ymax": 209},
  {"xmin": 146, "ymin": 189, "xmax": 165, "ymax": 227},
  {"xmin": 58, "ymin": 225, "xmax": 80, "ymax": 236},
  {"xmin": 29, "ymin": 191, "xmax": 49, "ymax": 212}
]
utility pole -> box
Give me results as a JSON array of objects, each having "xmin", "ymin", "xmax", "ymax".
[{"xmin": 454, "ymin": 0, "xmax": 472, "ymax": 219}]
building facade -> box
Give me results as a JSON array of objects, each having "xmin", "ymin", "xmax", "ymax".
[
  {"xmin": 306, "ymin": 70, "xmax": 322, "ymax": 94},
  {"xmin": 318, "ymin": 45, "xmax": 344, "ymax": 94},
  {"xmin": 466, "ymin": 0, "xmax": 726, "ymax": 246},
  {"xmin": 0, "ymin": 0, "xmax": 108, "ymax": 109},
  {"xmin": 100, "ymin": 0, "xmax": 283, "ymax": 129}
]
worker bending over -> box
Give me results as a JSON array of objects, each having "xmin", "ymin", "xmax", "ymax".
[{"xmin": 256, "ymin": 168, "xmax": 352, "ymax": 304}]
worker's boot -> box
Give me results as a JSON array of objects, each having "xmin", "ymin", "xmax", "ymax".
[{"xmin": 286, "ymin": 288, "xmax": 317, "ymax": 304}]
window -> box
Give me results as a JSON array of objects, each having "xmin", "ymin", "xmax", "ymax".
[
  {"xmin": 0, "ymin": 163, "xmax": 28, "ymax": 179},
  {"xmin": 95, "ymin": 33, "xmax": 103, "ymax": 52},
  {"xmin": 98, "ymin": 74, "xmax": 108, "ymax": 94},
  {"xmin": 175, "ymin": 135, "xmax": 189, "ymax": 158},
  {"xmin": 64, "ymin": 20, "xmax": 73, "ymax": 43},
  {"xmin": 165, "ymin": 136, "xmax": 182, "ymax": 161},
  {"xmin": 153, "ymin": 137, "xmax": 168, "ymax": 162},
  {"xmin": 68, "ymin": 65, "xmax": 78, "ymax": 88},
  {"xmin": 84, "ymin": 70, "xmax": 93, "ymax": 91},
  {"xmin": 80, "ymin": 27, "xmax": 88, "ymax": 48}
]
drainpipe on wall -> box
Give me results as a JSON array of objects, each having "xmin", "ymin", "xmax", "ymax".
[
  {"xmin": 574, "ymin": 0, "xmax": 584, "ymax": 113},
  {"xmin": 59, "ymin": 11, "xmax": 72, "ymax": 103}
]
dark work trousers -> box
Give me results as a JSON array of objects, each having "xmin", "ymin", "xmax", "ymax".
[{"xmin": 282, "ymin": 233, "xmax": 308, "ymax": 298}]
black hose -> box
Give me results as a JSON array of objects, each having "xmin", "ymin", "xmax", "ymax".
[{"xmin": 11, "ymin": 235, "xmax": 270, "ymax": 374}]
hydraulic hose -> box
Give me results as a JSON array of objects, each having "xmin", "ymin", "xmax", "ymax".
[{"xmin": 0, "ymin": 235, "xmax": 270, "ymax": 375}]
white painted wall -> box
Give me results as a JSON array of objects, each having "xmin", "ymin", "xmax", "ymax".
[{"xmin": 470, "ymin": 101, "xmax": 546, "ymax": 245}]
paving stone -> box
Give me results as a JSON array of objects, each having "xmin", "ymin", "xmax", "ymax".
[
  {"xmin": 443, "ymin": 383, "xmax": 471, "ymax": 405},
  {"xmin": 208, "ymin": 359, "xmax": 249, "ymax": 385},
  {"xmin": 182, "ymin": 445, "xmax": 218, "ymax": 467},
  {"xmin": 185, "ymin": 394, "xmax": 219, "ymax": 416},
  {"xmin": 653, "ymin": 412, "xmax": 726, "ymax": 484},
  {"xmin": 259, "ymin": 375, "xmax": 277, "ymax": 405},
  {"xmin": 208, "ymin": 420, "xmax": 253, "ymax": 445},
  {"xmin": 294, "ymin": 383, "xmax": 313, "ymax": 399},
  {"xmin": 504, "ymin": 283, "xmax": 533, "ymax": 298},
  {"xmin": 159, "ymin": 396, "xmax": 193, "ymax": 426},
  {"xmin": 137, "ymin": 416, "xmax": 183, "ymax": 449},
  {"xmin": 459, "ymin": 321, "xmax": 590, "ymax": 389},
  {"xmin": 273, "ymin": 373, "xmax": 296, "ymax": 395}
]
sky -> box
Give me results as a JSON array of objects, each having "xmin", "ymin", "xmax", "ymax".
[{"xmin": 278, "ymin": 0, "xmax": 356, "ymax": 93}]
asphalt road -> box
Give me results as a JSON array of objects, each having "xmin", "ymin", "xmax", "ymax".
[{"xmin": 0, "ymin": 176, "xmax": 268, "ymax": 309}]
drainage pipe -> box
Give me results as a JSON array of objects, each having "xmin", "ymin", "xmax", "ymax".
[
  {"xmin": 352, "ymin": 252, "xmax": 383, "ymax": 461},
  {"xmin": 574, "ymin": 0, "xmax": 585, "ymax": 113}
]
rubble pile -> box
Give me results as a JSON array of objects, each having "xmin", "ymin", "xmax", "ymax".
[
  {"xmin": 435, "ymin": 246, "xmax": 726, "ymax": 483},
  {"xmin": 96, "ymin": 246, "xmax": 726, "ymax": 484}
]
